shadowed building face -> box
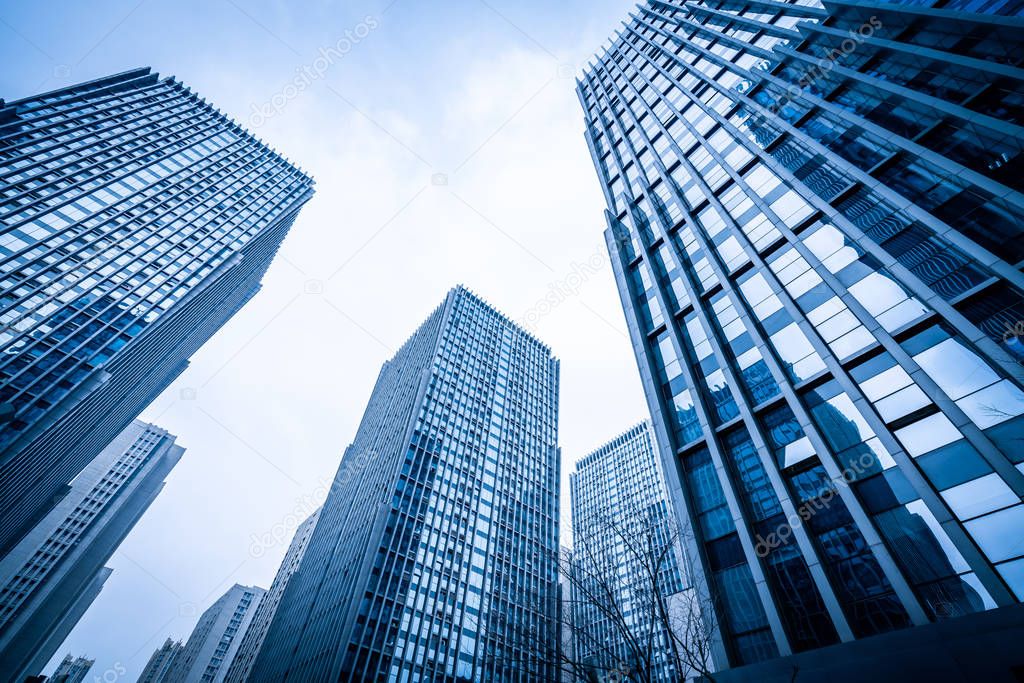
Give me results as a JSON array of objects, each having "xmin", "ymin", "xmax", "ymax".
[
  {"xmin": 578, "ymin": 0, "xmax": 1024, "ymax": 675},
  {"xmin": 248, "ymin": 286, "xmax": 561, "ymax": 683},
  {"xmin": 0, "ymin": 68, "xmax": 314, "ymax": 558}
]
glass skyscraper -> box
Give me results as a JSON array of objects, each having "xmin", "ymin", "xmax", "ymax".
[
  {"xmin": 578, "ymin": 0, "xmax": 1024, "ymax": 675},
  {"xmin": 223, "ymin": 509, "xmax": 320, "ymax": 683},
  {"xmin": 137, "ymin": 638, "xmax": 183, "ymax": 683},
  {"xmin": 249, "ymin": 286, "xmax": 560, "ymax": 683},
  {"xmin": 163, "ymin": 583, "xmax": 266, "ymax": 683},
  {"xmin": 0, "ymin": 420, "xmax": 183, "ymax": 682},
  {"xmin": 0, "ymin": 67, "xmax": 313, "ymax": 557},
  {"xmin": 570, "ymin": 421, "xmax": 689, "ymax": 682},
  {"xmin": 49, "ymin": 653, "xmax": 94, "ymax": 683}
]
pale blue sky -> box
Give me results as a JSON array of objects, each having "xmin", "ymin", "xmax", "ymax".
[{"xmin": 1, "ymin": 0, "xmax": 647, "ymax": 679}]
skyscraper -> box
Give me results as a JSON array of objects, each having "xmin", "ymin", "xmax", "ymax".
[
  {"xmin": 137, "ymin": 638, "xmax": 183, "ymax": 683},
  {"xmin": 569, "ymin": 421, "xmax": 690, "ymax": 682},
  {"xmin": 222, "ymin": 508, "xmax": 320, "ymax": 683},
  {"xmin": 0, "ymin": 420, "xmax": 184, "ymax": 682},
  {"xmin": 578, "ymin": 0, "xmax": 1024, "ymax": 679},
  {"xmin": 0, "ymin": 67, "xmax": 314, "ymax": 555},
  {"xmin": 249, "ymin": 286, "xmax": 561, "ymax": 682},
  {"xmin": 163, "ymin": 583, "xmax": 265, "ymax": 683},
  {"xmin": 49, "ymin": 654, "xmax": 94, "ymax": 683}
]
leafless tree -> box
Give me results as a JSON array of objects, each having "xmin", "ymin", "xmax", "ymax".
[{"xmin": 479, "ymin": 510, "xmax": 721, "ymax": 683}]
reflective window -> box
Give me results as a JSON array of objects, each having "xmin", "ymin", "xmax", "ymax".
[
  {"xmin": 907, "ymin": 328, "xmax": 1024, "ymax": 433},
  {"xmin": 652, "ymin": 331, "xmax": 701, "ymax": 445},
  {"xmin": 761, "ymin": 404, "xmax": 816, "ymax": 470},
  {"xmin": 940, "ymin": 473, "xmax": 1018, "ymax": 521},
  {"xmin": 710, "ymin": 293, "xmax": 779, "ymax": 405},
  {"xmin": 916, "ymin": 440, "xmax": 992, "ymax": 491},
  {"xmin": 964, "ymin": 505, "xmax": 1024, "ymax": 563},
  {"xmin": 874, "ymin": 500, "xmax": 994, "ymax": 619},
  {"xmin": 685, "ymin": 313, "xmax": 738, "ymax": 425},
  {"xmin": 786, "ymin": 465, "xmax": 912, "ymax": 636},
  {"xmin": 804, "ymin": 380, "xmax": 891, "ymax": 479},
  {"xmin": 768, "ymin": 323, "xmax": 826, "ymax": 382},
  {"xmin": 894, "ymin": 413, "xmax": 963, "ymax": 458},
  {"xmin": 721, "ymin": 428, "xmax": 840, "ymax": 651},
  {"xmin": 997, "ymin": 558, "xmax": 1024, "ymax": 601},
  {"xmin": 631, "ymin": 261, "xmax": 665, "ymax": 332}
]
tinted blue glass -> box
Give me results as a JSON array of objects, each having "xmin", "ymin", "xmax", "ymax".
[
  {"xmin": 788, "ymin": 465, "xmax": 911, "ymax": 636},
  {"xmin": 733, "ymin": 628, "xmax": 779, "ymax": 665},
  {"xmin": 916, "ymin": 440, "xmax": 992, "ymax": 490},
  {"xmin": 762, "ymin": 543, "xmax": 840, "ymax": 651},
  {"xmin": 742, "ymin": 358, "xmax": 780, "ymax": 404},
  {"xmin": 916, "ymin": 575, "xmax": 989, "ymax": 619},
  {"xmin": 855, "ymin": 470, "xmax": 919, "ymax": 514},
  {"xmin": 985, "ymin": 415, "xmax": 1024, "ymax": 463},
  {"xmin": 723, "ymin": 428, "xmax": 783, "ymax": 521},
  {"xmin": 716, "ymin": 564, "xmax": 771, "ymax": 635},
  {"xmin": 707, "ymin": 534, "xmax": 746, "ymax": 571}
]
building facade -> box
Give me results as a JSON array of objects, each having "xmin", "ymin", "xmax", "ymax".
[
  {"xmin": 137, "ymin": 638, "xmax": 183, "ymax": 683},
  {"xmin": 570, "ymin": 421, "xmax": 690, "ymax": 682},
  {"xmin": 0, "ymin": 420, "xmax": 184, "ymax": 682},
  {"xmin": 0, "ymin": 67, "xmax": 314, "ymax": 556},
  {"xmin": 164, "ymin": 584, "xmax": 265, "ymax": 683},
  {"xmin": 578, "ymin": 0, "xmax": 1024, "ymax": 677},
  {"xmin": 222, "ymin": 509, "xmax": 320, "ymax": 683},
  {"xmin": 249, "ymin": 286, "xmax": 561, "ymax": 682},
  {"xmin": 50, "ymin": 654, "xmax": 94, "ymax": 683}
]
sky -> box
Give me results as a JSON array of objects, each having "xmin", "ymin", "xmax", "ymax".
[{"xmin": 0, "ymin": 0, "xmax": 648, "ymax": 678}]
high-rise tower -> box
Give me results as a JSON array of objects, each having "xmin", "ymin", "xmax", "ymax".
[
  {"xmin": 163, "ymin": 584, "xmax": 265, "ymax": 683},
  {"xmin": 137, "ymin": 638, "xmax": 183, "ymax": 683},
  {"xmin": 0, "ymin": 420, "xmax": 183, "ymax": 682},
  {"xmin": 570, "ymin": 421, "xmax": 690, "ymax": 682},
  {"xmin": 579, "ymin": 1, "xmax": 1024, "ymax": 679},
  {"xmin": 49, "ymin": 654, "xmax": 94, "ymax": 683},
  {"xmin": 249, "ymin": 286, "xmax": 561, "ymax": 682},
  {"xmin": 0, "ymin": 67, "xmax": 313, "ymax": 554},
  {"xmin": 222, "ymin": 509, "xmax": 320, "ymax": 683}
]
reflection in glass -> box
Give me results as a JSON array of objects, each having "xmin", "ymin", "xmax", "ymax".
[
  {"xmin": 965, "ymin": 505, "xmax": 1024, "ymax": 563},
  {"xmin": 873, "ymin": 499, "xmax": 993, "ymax": 619},
  {"xmin": 895, "ymin": 413, "xmax": 963, "ymax": 458},
  {"xmin": 940, "ymin": 473, "xmax": 1018, "ymax": 521}
]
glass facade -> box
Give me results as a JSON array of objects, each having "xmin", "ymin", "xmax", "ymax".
[
  {"xmin": 0, "ymin": 420, "xmax": 184, "ymax": 680},
  {"xmin": 138, "ymin": 638, "xmax": 184, "ymax": 683},
  {"xmin": 50, "ymin": 654, "xmax": 94, "ymax": 682},
  {"xmin": 249, "ymin": 286, "xmax": 560, "ymax": 683},
  {"xmin": 570, "ymin": 421, "xmax": 689, "ymax": 683},
  {"xmin": 164, "ymin": 584, "xmax": 265, "ymax": 683},
  {"xmin": 579, "ymin": 0, "xmax": 1024, "ymax": 670},
  {"xmin": 223, "ymin": 509, "xmax": 320, "ymax": 683},
  {"xmin": 0, "ymin": 67, "xmax": 314, "ymax": 557}
]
